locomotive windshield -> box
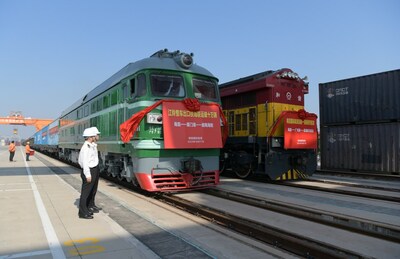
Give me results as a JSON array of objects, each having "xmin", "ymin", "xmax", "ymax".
[
  {"xmin": 193, "ymin": 78, "xmax": 217, "ymax": 101},
  {"xmin": 151, "ymin": 74, "xmax": 185, "ymax": 97}
]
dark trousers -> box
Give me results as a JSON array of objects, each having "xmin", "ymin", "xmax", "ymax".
[
  {"xmin": 26, "ymin": 153, "xmax": 30, "ymax": 161},
  {"xmin": 9, "ymin": 152, "xmax": 15, "ymax": 161},
  {"xmin": 79, "ymin": 166, "xmax": 99, "ymax": 215}
]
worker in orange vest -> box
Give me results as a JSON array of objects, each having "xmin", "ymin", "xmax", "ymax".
[
  {"xmin": 9, "ymin": 141, "xmax": 16, "ymax": 162},
  {"xmin": 25, "ymin": 141, "xmax": 31, "ymax": 161}
]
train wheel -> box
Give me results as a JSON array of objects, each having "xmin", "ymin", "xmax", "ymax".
[
  {"xmin": 234, "ymin": 164, "xmax": 253, "ymax": 179},
  {"xmin": 131, "ymin": 177, "xmax": 140, "ymax": 187},
  {"xmin": 233, "ymin": 151, "xmax": 253, "ymax": 179},
  {"xmin": 116, "ymin": 174, "xmax": 124, "ymax": 181},
  {"xmin": 219, "ymin": 159, "xmax": 226, "ymax": 175}
]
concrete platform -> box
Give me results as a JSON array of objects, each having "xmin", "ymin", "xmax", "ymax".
[{"xmin": 0, "ymin": 146, "xmax": 159, "ymax": 259}]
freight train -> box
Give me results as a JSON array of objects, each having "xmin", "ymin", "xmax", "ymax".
[
  {"xmin": 219, "ymin": 69, "xmax": 318, "ymax": 180},
  {"xmin": 30, "ymin": 49, "xmax": 227, "ymax": 192}
]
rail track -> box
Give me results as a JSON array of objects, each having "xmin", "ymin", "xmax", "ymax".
[
  {"xmin": 315, "ymin": 170, "xmax": 400, "ymax": 181},
  {"xmin": 275, "ymin": 181, "xmax": 400, "ymax": 203},
  {"xmin": 306, "ymin": 177, "xmax": 400, "ymax": 193}
]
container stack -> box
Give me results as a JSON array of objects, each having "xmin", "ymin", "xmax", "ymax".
[{"xmin": 319, "ymin": 69, "xmax": 400, "ymax": 174}]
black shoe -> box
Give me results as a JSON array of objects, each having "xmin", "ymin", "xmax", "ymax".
[
  {"xmin": 79, "ymin": 214, "xmax": 93, "ymax": 219},
  {"xmin": 92, "ymin": 205, "xmax": 102, "ymax": 210},
  {"xmin": 89, "ymin": 207, "xmax": 100, "ymax": 213}
]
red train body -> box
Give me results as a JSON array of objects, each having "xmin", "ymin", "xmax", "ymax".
[{"xmin": 220, "ymin": 68, "xmax": 318, "ymax": 180}]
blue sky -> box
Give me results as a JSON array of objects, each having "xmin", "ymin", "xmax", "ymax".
[{"xmin": 0, "ymin": 0, "xmax": 399, "ymax": 139}]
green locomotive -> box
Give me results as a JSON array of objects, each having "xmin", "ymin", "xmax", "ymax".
[{"xmin": 57, "ymin": 49, "xmax": 225, "ymax": 191}]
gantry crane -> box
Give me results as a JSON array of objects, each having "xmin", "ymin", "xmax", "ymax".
[{"xmin": 0, "ymin": 111, "xmax": 53, "ymax": 131}]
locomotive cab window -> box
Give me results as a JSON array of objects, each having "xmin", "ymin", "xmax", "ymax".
[
  {"xmin": 129, "ymin": 78, "xmax": 135, "ymax": 96},
  {"xmin": 151, "ymin": 74, "xmax": 184, "ymax": 97},
  {"xmin": 193, "ymin": 79, "xmax": 217, "ymax": 100},
  {"xmin": 136, "ymin": 73, "xmax": 147, "ymax": 97}
]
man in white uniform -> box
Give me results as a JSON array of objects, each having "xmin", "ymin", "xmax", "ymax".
[{"xmin": 78, "ymin": 127, "xmax": 102, "ymax": 219}]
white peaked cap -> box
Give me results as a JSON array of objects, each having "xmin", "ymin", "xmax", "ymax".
[
  {"xmin": 82, "ymin": 127, "xmax": 101, "ymax": 137},
  {"xmin": 90, "ymin": 127, "xmax": 101, "ymax": 134}
]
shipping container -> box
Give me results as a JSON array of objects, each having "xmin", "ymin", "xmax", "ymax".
[
  {"xmin": 319, "ymin": 69, "xmax": 400, "ymax": 125},
  {"xmin": 320, "ymin": 123, "xmax": 400, "ymax": 174}
]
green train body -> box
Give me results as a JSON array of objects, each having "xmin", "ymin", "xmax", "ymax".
[{"xmin": 42, "ymin": 49, "xmax": 223, "ymax": 192}]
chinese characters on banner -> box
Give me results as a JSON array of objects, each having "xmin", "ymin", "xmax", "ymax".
[
  {"xmin": 162, "ymin": 102, "xmax": 223, "ymax": 149},
  {"xmin": 284, "ymin": 113, "xmax": 318, "ymax": 149}
]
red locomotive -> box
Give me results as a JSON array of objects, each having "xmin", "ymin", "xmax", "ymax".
[{"xmin": 220, "ymin": 68, "xmax": 318, "ymax": 180}]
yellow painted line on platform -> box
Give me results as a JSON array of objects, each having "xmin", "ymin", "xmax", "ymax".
[{"xmin": 64, "ymin": 238, "xmax": 105, "ymax": 256}]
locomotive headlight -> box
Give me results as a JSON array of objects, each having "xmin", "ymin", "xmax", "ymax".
[
  {"xmin": 175, "ymin": 53, "xmax": 193, "ymax": 69},
  {"xmin": 147, "ymin": 113, "xmax": 163, "ymax": 124}
]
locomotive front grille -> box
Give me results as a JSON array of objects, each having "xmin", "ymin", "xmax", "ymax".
[{"xmin": 152, "ymin": 171, "xmax": 217, "ymax": 191}]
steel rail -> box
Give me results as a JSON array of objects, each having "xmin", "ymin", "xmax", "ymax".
[
  {"xmin": 315, "ymin": 170, "xmax": 400, "ymax": 182},
  {"xmin": 307, "ymin": 178, "xmax": 400, "ymax": 192},
  {"xmin": 276, "ymin": 181, "xmax": 400, "ymax": 203}
]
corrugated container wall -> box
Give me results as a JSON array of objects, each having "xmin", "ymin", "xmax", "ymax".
[
  {"xmin": 320, "ymin": 123, "xmax": 400, "ymax": 174},
  {"xmin": 319, "ymin": 69, "xmax": 400, "ymax": 125}
]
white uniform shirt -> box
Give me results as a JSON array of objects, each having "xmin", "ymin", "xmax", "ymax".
[{"xmin": 78, "ymin": 141, "xmax": 99, "ymax": 178}]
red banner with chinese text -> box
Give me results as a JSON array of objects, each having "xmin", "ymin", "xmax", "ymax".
[
  {"xmin": 284, "ymin": 112, "xmax": 317, "ymax": 149},
  {"xmin": 162, "ymin": 102, "xmax": 223, "ymax": 149}
]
